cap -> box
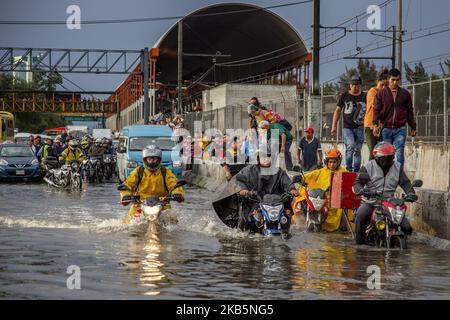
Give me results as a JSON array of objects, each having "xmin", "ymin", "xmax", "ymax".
[
  {"xmin": 305, "ymin": 127, "xmax": 314, "ymax": 133},
  {"xmin": 350, "ymin": 76, "xmax": 362, "ymax": 85}
]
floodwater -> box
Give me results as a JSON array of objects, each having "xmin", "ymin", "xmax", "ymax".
[{"xmin": 0, "ymin": 182, "xmax": 449, "ymax": 299}]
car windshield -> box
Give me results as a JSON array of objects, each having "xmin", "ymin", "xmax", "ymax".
[
  {"xmin": 129, "ymin": 136, "xmax": 176, "ymax": 151},
  {"xmin": 0, "ymin": 146, "xmax": 34, "ymax": 157}
]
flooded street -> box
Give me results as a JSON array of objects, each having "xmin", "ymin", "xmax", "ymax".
[{"xmin": 0, "ymin": 182, "xmax": 449, "ymax": 299}]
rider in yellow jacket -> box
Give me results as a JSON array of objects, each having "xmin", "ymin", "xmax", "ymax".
[
  {"xmin": 120, "ymin": 145, "xmax": 184, "ymax": 223},
  {"xmin": 58, "ymin": 140, "xmax": 85, "ymax": 165},
  {"xmin": 293, "ymin": 148, "xmax": 350, "ymax": 232}
]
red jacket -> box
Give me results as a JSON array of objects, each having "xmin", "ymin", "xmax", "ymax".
[{"xmin": 373, "ymin": 86, "xmax": 416, "ymax": 130}]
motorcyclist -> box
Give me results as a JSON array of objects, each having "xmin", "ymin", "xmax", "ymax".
[
  {"xmin": 235, "ymin": 143, "xmax": 298, "ymax": 238},
  {"xmin": 120, "ymin": 145, "xmax": 185, "ymax": 223},
  {"xmin": 58, "ymin": 139, "xmax": 85, "ymax": 165},
  {"xmin": 102, "ymin": 137, "xmax": 113, "ymax": 155},
  {"xmin": 37, "ymin": 137, "xmax": 57, "ymax": 160},
  {"xmin": 293, "ymin": 148, "xmax": 350, "ymax": 232},
  {"xmin": 54, "ymin": 136, "xmax": 66, "ymax": 156},
  {"xmin": 352, "ymin": 141, "xmax": 417, "ymax": 245},
  {"xmin": 88, "ymin": 138, "xmax": 106, "ymax": 158},
  {"xmin": 80, "ymin": 136, "xmax": 91, "ymax": 156}
]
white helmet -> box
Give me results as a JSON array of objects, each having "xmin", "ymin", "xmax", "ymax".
[
  {"xmin": 69, "ymin": 140, "xmax": 78, "ymax": 148},
  {"xmin": 142, "ymin": 145, "xmax": 162, "ymax": 159}
]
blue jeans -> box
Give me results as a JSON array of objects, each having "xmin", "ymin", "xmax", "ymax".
[
  {"xmin": 343, "ymin": 128, "xmax": 364, "ymax": 172},
  {"xmin": 381, "ymin": 126, "xmax": 407, "ymax": 165},
  {"xmin": 283, "ymin": 138, "xmax": 293, "ymax": 170}
]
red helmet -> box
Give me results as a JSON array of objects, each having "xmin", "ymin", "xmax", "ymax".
[{"xmin": 372, "ymin": 142, "xmax": 396, "ymax": 158}]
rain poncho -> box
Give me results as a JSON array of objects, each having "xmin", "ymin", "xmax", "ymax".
[
  {"xmin": 294, "ymin": 166, "xmax": 350, "ymax": 232},
  {"xmin": 120, "ymin": 165, "xmax": 184, "ymax": 224}
]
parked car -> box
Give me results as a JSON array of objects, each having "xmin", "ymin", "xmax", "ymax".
[
  {"xmin": 14, "ymin": 132, "xmax": 33, "ymax": 144},
  {"xmin": 0, "ymin": 144, "xmax": 42, "ymax": 181}
]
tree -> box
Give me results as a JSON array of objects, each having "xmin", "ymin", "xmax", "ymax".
[
  {"xmin": 337, "ymin": 59, "xmax": 380, "ymax": 93},
  {"xmin": 0, "ymin": 72, "xmax": 70, "ymax": 133}
]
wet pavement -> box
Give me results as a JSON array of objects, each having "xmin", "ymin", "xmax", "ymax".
[{"xmin": 0, "ymin": 181, "xmax": 449, "ymax": 299}]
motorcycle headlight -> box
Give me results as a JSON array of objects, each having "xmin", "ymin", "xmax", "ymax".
[
  {"xmin": 388, "ymin": 207, "xmax": 405, "ymax": 224},
  {"xmin": 376, "ymin": 220, "xmax": 386, "ymax": 230},
  {"xmin": 143, "ymin": 205, "xmax": 162, "ymax": 221},
  {"xmin": 262, "ymin": 204, "xmax": 283, "ymax": 221},
  {"xmin": 173, "ymin": 160, "xmax": 182, "ymax": 168},
  {"xmin": 127, "ymin": 161, "xmax": 138, "ymax": 168},
  {"xmin": 82, "ymin": 160, "xmax": 88, "ymax": 165},
  {"xmin": 310, "ymin": 197, "xmax": 326, "ymax": 211},
  {"xmin": 0, "ymin": 159, "xmax": 8, "ymax": 165},
  {"xmin": 31, "ymin": 159, "xmax": 39, "ymax": 165}
]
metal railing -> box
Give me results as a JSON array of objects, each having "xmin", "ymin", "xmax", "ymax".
[{"xmin": 183, "ymin": 77, "xmax": 449, "ymax": 146}]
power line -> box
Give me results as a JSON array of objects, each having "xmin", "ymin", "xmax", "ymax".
[{"xmin": 0, "ymin": 1, "xmax": 312, "ymax": 25}]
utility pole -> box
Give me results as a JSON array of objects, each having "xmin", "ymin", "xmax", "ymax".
[
  {"xmin": 397, "ymin": 0, "xmax": 403, "ymax": 71},
  {"xmin": 177, "ymin": 20, "xmax": 183, "ymax": 115},
  {"xmin": 392, "ymin": 26, "xmax": 396, "ymax": 69},
  {"xmin": 142, "ymin": 47, "xmax": 149, "ymax": 125},
  {"xmin": 308, "ymin": 0, "xmax": 321, "ymax": 131},
  {"xmin": 312, "ymin": 0, "xmax": 320, "ymax": 94}
]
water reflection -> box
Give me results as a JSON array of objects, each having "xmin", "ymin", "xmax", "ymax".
[{"xmin": 123, "ymin": 223, "xmax": 166, "ymax": 296}]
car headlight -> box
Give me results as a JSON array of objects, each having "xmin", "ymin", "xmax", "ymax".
[
  {"xmin": 388, "ymin": 207, "xmax": 405, "ymax": 224},
  {"xmin": 172, "ymin": 160, "xmax": 182, "ymax": 168},
  {"xmin": 0, "ymin": 159, "xmax": 9, "ymax": 165},
  {"xmin": 310, "ymin": 197, "xmax": 326, "ymax": 211},
  {"xmin": 127, "ymin": 161, "xmax": 138, "ymax": 168},
  {"xmin": 31, "ymin": 159, "xmax": 39, "ymax": 165},
  {"xmin": 262, "ymin": 204, "xmax": 283, "ymax": 221},
  {"xmin": 143, "ymin": 205, "xmax": 162, "ymax": 221}
]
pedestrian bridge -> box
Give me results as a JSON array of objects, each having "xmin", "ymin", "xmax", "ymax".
[{"xmin": 0, "ymin": 91, "xmax": 119, "ymax": 114}]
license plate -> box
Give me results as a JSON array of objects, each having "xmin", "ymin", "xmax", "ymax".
[{"xmin": 16, "ymin": 170, "xmax": 25, "ymax": 175}]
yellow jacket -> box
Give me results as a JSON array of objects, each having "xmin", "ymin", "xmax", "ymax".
[
  {"xmin": 121, "ymin": 166, "xmax": 184, "ymax": 199},
  {"xmin": 58, "ymin": 147, "xmax": 85, "ymax": 163},
  {"xmin": 294, "ymin": 166, "xmax": 351, "ymax": 232}
]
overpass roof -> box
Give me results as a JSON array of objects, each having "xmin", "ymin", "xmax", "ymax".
[{"xmin": 153, "ymin": 3, "xmax": 309, "ymax": 85}]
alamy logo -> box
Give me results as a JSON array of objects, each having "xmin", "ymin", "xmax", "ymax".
[
  {"xmin": 66, "ymin": 5, "xmax": 81, "ymax": 30},
  {"xmin": 66, "ymin": 265, "xmax": 81, "ymax": 290},
  {"xmin": 367, "ymin": 265, "xmax": 381, "ymax": 290},
  {"xmin": 366, "ymin": 5, "xmax": 381, "ymax": 30}
]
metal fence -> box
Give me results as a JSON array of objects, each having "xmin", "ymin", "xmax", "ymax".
[
  {"xmin": 183, "ymin": 77, "xmax": 449, "ymax": 146},
  {"xmin": 184, "ymin": 91, "xmax": 308, "ymax": 143},
  {"xmin": 320, "ymin": 77, "xmax": 450, "ymax": 145}
]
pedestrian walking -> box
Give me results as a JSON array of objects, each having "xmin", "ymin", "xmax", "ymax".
[
  {"xmin": 297, "ymin": 127, "xmax": 323, "ymax": 172},
  {"xmin": 373, "ymin": 68, "xmax": 417, "ymax": 166},
  {"xmin": 331, "ymin": 76, "xmax": 367, "ymax": 172},
  {"xmin": 365, "ymin": 70, "xmax": 388, "ymax": 159}
]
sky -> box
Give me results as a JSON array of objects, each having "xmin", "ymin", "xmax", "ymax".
[{"xmin": 1, "ymin": 0, "xmax": 449, "ymax": 96}]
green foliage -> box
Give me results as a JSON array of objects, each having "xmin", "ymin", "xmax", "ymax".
[
  {"xmin": 337, "ymin": 59, "xmax": 381, "ymax": 93},
  {"xmin": 0, "ymin": 72, "xmax": 70, "ymax": 133}
]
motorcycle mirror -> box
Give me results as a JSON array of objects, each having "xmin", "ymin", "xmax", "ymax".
[
  {"xmin": 358, "ymin": 172, "xmax": 370, "ymax": 184},
  {"xmin": 117, "ymin": 184, "xmax": 130, "ymax": 191},
  {"xmin": 292, "ymin": 165, "xmax": 302, "ymax": 173},
  {"xmin": 292, "ymin": 175, "xmax": 303, "ymax": 184},
  {"xmin": 412, "ymin": 179, "xmax": 423, "ymax": 188}
]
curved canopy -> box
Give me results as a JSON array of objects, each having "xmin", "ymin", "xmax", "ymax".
[{"xmin": 154, "ymin": 3, "xmax": 309, "ymax": 85}]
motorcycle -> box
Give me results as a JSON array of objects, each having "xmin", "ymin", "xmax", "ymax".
[
  {"xmin": 291, "ymin": 174, "xmax": 328, "ymax": 232},
  {"xmin": 81, "ymin": 156, "xmax": 104, "ymax": 183},
  {"xmin": 41, "ymin": 156, "xmax": 60, "ymax": 177},
  {"xmin": 103, "ymin": 154, "xmax": 114, "ymax": 180},
  {"xmin": 117, "ymin": 180, "xmax": 187, "ymax": 224},
  {"xmin": 43, "ymin": 160, "xmax": 82, "ymax": 190},
  {"xmin": 358, "ymin": 173, "xmax": 422, "ymax": 249},
  {"xmin": 239, "ymin": 191, "xmax": 293, "ymax": 239}
]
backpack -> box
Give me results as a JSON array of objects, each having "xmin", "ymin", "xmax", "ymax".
[
  {"xmin": 278, "ymin": 118, "xmax": 293, "ymax": 131},
  {"xmin": 135, "ymin": 165, "xmax": 169, "ymax": 195}
]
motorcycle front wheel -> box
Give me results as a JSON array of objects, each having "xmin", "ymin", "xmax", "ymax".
[
  {"xmin": 72, "ymin": 174, "xmax": 82, "ymax": 190},
  {"xmin": 389, "ymin": 235, "xmax": 407, "ymax": 250}
]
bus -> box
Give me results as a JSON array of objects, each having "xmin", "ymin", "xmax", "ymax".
[{"xmin": 0, "ymin": 112, "xmax": 15, "ymax": 143}]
